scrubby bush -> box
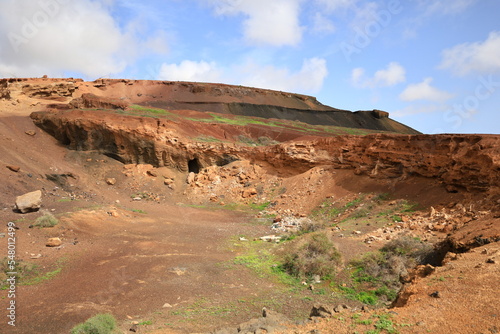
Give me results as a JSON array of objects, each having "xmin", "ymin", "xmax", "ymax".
[
  {"xmin": 33, "ymin": 212, "xmax": 58, "ymax": 228},
  {"xmin": 349, "ymin": 235, "xmax": 434, "ymax": 302},
  {"xmin": 70, "ymin": 313, "xmax": 117, "ymax": 334},
  {"xmin": 282, "ymin": 232, "xmax": 341, "ymax": 279}
]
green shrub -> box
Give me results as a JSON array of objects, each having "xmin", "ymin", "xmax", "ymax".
[
  {"xmin": 33, "ymin": 212, "xmax": 58, "ymax": 228},
  {"xmin": 70, "ymin": 313, "xmax": 117, "ymax": 334},
  {"xmin": 282, "ymin": 232, "xmax": 341, "ymax": 279},
  {"xmin": 347, "ymin": 236, "xmax": 434, "ymax": 304}
]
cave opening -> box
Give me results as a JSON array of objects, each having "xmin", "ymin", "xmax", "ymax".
[{"xmin": 188, "ymin": 158, "xmax": 201, "ymax": 174}]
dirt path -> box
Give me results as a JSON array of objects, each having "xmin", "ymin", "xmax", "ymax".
[{"xmin": 1, "ymin": 202, "xmax": 272, "ymax": 334}]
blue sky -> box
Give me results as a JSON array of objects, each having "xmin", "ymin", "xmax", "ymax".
[{"xmin": 0, "ymin": 0, "xmax": 499, "ymax": 134}]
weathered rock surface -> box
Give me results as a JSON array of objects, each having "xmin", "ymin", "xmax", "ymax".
[
  {"xmin": 31, "ymin": 110, "xmax": 500, "ymax": 197},
  {"xmin": 15, "ymin": 190, "xmax": 42, "ymax": 213}
]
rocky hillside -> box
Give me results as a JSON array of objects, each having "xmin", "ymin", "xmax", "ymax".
[
  {"xmin": 1, "ymin": 77, "xmax": 499, "ymax": 334},
  {"xmin": 1, "ymin": 77, "xmax": 419, "ymax": 134}
]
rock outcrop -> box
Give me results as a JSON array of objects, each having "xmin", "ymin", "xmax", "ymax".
[{"xmin": 31, "ymin": 110, "xmax": 500, "ymax": 198}]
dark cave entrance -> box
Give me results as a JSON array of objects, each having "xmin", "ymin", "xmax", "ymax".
[{"xmin": 188, "ymin": 158, "xmax": 201, "ymax": 174}]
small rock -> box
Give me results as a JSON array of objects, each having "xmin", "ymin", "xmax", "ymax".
[
  {"xmin": 313, "ymin": 275, "xmax": 321, "ymax": 284},
  {"xmin": 106, "ymin": 178, "xmax": 116, "ymax": 185},
  {"xmin": 147, "ymin": 170, "xmax": 157, "ymax": 177},
  {"xmin": 334, "ymin": 304, "xmax": 346, "ymax": 313},
  {"xmin": 162, "ymin": 303, "xmax": 173, "ymax": 308},
  {"xmin": 164, "ymin": 178, "xmax": 174, "ymax": 185},
  {"xmin": 46, "ymin": 237, "xmax": 62, "ymax": 247},
  {"xmin": 30, "ymin": 254, "xmax": 42, "ymax": 259},
  {"xmin": 133, "ymin": 197, "xmax": 141, "ymax": 201},
  {"xmin": 486, "ymin": 258, "xmax": 496, "ymax": 264},
  {"xmin": 429, "ymin": 291, "xmax": 440, "ymax": 298},
  {"xmin": 6, "ymin": 165, "xmax": 20, "ymax": 172},
  {"xmin": 239, "ymin": 237, "xmax": 248, "ymax": 241},
  {"xmin": 242, "ymin": 188, "xmax": 258, "ymax": 198},
  {"xmin": 15, "ymin": 190, "xmax": 42, "ymax": 213},
  {"xmin": 25, "ymin": 130, "xmax": 36, "ymax": 136},
  {"xmin": 310, "ymin": 304, "xmax": 334, "ymax": 318},
  {"xmin": 129, "ymin": 323, "xmax": 138, "ymax": 332}
]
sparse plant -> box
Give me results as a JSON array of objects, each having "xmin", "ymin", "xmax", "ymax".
[
  {"xmin": 345, "ymin": 236, "xmax": 434, "ymax": 305},
  {"xmin": 70, "ymin": 313, "xmax": 117, "ymax": 334},
  {"xmin": 282, "ymin": 232, "xmax": 341, "ymax": 279},
  {"xmin": 33, "ymin": 212, "xmax": 59, "ymax": 228}
]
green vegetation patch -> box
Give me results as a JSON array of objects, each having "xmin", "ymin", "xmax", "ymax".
[
  {"xmin": 282, "ymin": 232, "xmax": 341, "ymax": 279},
  {"xmin": 70, "ymin": 313, "xmax": 118, "ymax": 334},
  {"xmin": 32, "ymin": 212, "xmax": 59, "ymax": 228},
  {"xmin": 337, "ymin": 236, "xmax": 433, "ymax": 306}
]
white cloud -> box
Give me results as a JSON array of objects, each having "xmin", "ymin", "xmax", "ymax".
[
  {"xmin": 351, "ymin": 62, "xmax": 406, "ymax": 88},
  {"xmin": 157, "ymin": 57, "xmax": 328, "ymax": 94},
  {"xmin": 0, "ymin": 0, "xmax": 167, "ymax": 78},
  {"xmin": 207, "ymin": 0, "xmax": 303, "ymax": 46},
  {"xmin": 315, "ymin": 0, "xmax": 352, "ymax": 12},
  {"xmin": 439, "ymin": 31, "xmax": 500, "ymax": 76},
  {"xmin": 419, "ymin": 0, "xmax": 478, "ymax": 15},
  {"xmin": 312, "ymin": 12, "xmax": 336, "ymax": 34},
  {"xmin": 238, "ymin": 57, "xmax": 328, "ymax": 93},
  {"xmin": 399, "ymin": 78, "xmax": 453, "ymax": 102},
  {"xmin": 158, "ymin": 60, "xmax": 221, "ymax": 82}
]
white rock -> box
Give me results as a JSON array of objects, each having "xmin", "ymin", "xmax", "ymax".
[{"xmin": 15, "ymin": 190, "xmax": 42, "ymax": 213}]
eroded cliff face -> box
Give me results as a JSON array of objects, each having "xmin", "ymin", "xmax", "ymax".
[{"xmin": 31, "ymin": 109, "xmax": 500, "ymax": 198}]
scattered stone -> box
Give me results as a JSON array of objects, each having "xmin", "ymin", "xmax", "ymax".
[
  {"xmin": 429, "ymin": 291, "xmax": 440, "ymax": 298},
  {"xmin": 164, "ymin": 178, "xmax": 174, "ymax": 185},
  {"xmin": 242, "ymin": 188, "xmax": 258, "ymax": 198},
  {"xmin": 162, "ymin": 303, "xmax": 173, "ymax": 308},
  {"xmin": 260, "ymin": 235, "xmax": 281, "ymax": 243},
  {"xmin": 15, "ymin": 190, "xmax": 42, "ymax": 213},
  {"xmin": 107, "ymin": 210, "xmax": 119, "ymax": 217},
  {"xmin": 352, "ymin": 230, "xmax": 362, "ymax": 235},
  {"xmin": 106, "ymin": 178, "xmax": 116, "ymax": 185},
  {"xmin": 361, "ymin": 305, "xmax": 369, "ymax": 312},
  {"xmin": 133, "ymin": 197, "xmax": 142, "ymax": 201},
  {"xmin": 129, "ymin": 323, "xmax": 138, "ymax": 332},
  {"xmin": 334, "ymin": 304, "xmax": 348, "ymax": 313},
  {"xmin": 25, "ymin": 130, "xmax": 36, "ymax": 136},
  {"xmin": 46, "ymin": 237, "xmax": 62, "ymax": 247},
  {"xmin": 30, "ymin": 254, "xmax": 42, "ymax": 259},
  {"xmin": 239, "ymin": 237, "xmax": 248, "ymax": 241},
  {"xmin": 486, "ymin": 258, "xmax": 496, "ymax": 264},
  {"xmin": 6, "ymin": 165, "xmax": 20, "ymax": 172},
  {"xmin": 313, "ymin": 275, "xmax": 321, "ymax": 284},
  {"xmin": 310, "ymin": 304, "xmax": 334, "ymax": 318},
  {"xmin": 0, "ymin": 233, "xmax": 5, "ymax": 238},
  {"xmin": 147, "ymin": 170, "xmax": 157, "ymax": 177}
]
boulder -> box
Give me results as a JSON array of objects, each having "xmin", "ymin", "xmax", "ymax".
[
  {"xmin": 46, "ymin": 237, "xmax": 62, "ymax": 247},
  {"xmin": 310, "ymin": 304, "xmax": 334, "ymax": 318},
  {"xmin": 15, "ymin": 190, "xmax": 42, "ymax": 213}
]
